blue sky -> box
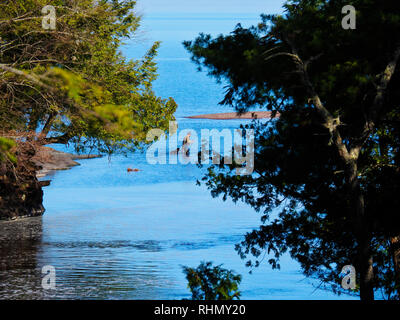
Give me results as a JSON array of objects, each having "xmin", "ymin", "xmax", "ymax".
[
  {"xmin": 125, "ymin": 1, "xmax": 287, "ymax": 59},
  {"xmin": 136, "ymin": 0, "xmax": 286, "ymax": 15}
]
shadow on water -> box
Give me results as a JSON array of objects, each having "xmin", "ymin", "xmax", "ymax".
[
  {"xmin": 0, "ymin": 216, "xmax": 186, "ymax": 299},
  {"xmin": 0, "ymin": 217, "xmax": 45, "ymax": 299}
]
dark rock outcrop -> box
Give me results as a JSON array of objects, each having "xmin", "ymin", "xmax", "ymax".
[
  {"xmin": 0, "ymin": 143, "xmax": 102, "ymax": 220},
  {"xmin": 0, "ymin": 142, "xmax": 45, "ymax": 220}
]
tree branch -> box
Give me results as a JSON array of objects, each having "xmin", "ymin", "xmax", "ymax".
[
  {"xmin": 0, "ymin": 63, "xmax": 53, "ymax": 90},
  {"xmin": 278, "ymin": 37, "xmax": 353, "ymax": 161},
  {"xmin": 356, "ymin": 43, "xmax": 400, "ymax": 147}
]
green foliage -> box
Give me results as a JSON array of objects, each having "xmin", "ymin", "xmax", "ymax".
[
  {"xmin": 185, "ymin": 0, "xmax": 400, "ymax": 299},
  {"xmin": 182, "ymin": 262, "xmax": 242, "ymax": 300},
  {"xmin": 0, "ymin": 137, "xmax": 16, "ymax": 163},
  {"xmin": 0, "ymin": 0, "xmax": 177, "ymax": 155}
]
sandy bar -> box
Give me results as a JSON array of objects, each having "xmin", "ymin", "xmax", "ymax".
[{"xmin": 185, "ymin": 111, "xmax": 279, "ymax": 120}]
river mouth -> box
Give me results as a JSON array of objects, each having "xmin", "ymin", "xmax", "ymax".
[
  {"xmin": 0, "ymin": 78, "xmax": 352, "ymax": 301},
  {"xmin": 0, "ymin": 181, "xmax": 261, "ymax": 300},
  {"xmin": 0, "ymin": 178, "xmax": 351, "ymax": 300},
  {"xmin": 0, "ymin": 12, "xmax": 356, "ymax": 300}
]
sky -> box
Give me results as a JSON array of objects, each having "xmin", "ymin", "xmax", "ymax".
[{"xmin": 135, "ymin": 0, "xmax": 286, "ymax": 15}]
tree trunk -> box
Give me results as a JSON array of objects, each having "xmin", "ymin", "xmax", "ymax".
[
  {"xmin": 346, "ymin": 160, "xmax": 375, "ymax": 300},
  {"xmin": 358, "ymin": 227, "xmax": 374, "ymax": 301}
]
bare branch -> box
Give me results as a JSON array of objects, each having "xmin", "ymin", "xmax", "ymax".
[
  {"xmin": 277, "ymin": 38, "xmax": 352, "ymax": 161},
  {"xmin": 0, "ymin": 63, "xmax": 52, "ymax": 90}
]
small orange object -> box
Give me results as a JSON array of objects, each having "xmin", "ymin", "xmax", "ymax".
[{"xmin": 127, "ymin": 168, "xmax": 140, "ymax": 172}]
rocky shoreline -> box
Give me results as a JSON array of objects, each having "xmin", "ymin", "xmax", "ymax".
[
  {"xmin": 32, "ymin": 146, "xmax": 102, "ymax": 179},
  {"xmin": 0, "ymin": 146, "xmax": 102, "ymax": 222}
]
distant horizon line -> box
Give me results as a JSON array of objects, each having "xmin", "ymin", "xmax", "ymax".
[{"xmin": 138, "ymin": 12, "xmax": 283, "ymax": 18}]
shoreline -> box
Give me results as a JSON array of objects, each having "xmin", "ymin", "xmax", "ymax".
[
  {"xmin": 0, "ymin": 147, "xmax": 102, "ymax": 223},
  {"xmin": 32, "ymin": 146, "xmax": 102, "ymax": 179}
]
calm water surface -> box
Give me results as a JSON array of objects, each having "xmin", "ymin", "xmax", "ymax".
[{"xmin": 0, "ymin": 14, "xmax": 355, "ymax": 300}]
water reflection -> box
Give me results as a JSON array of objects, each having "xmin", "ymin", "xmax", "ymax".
[
  {"xmin": 0, "ymin": 217, "xmax": 44, "ymax": 299},
  {"xmin": 0, "ymin": 182, "xmax": 351, "ymax": 299},
  {"xmin": 0, "ymin": 217, "xmax": 183, "ymax": 299}
]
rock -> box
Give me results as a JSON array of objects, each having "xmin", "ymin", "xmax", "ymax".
[
  {"xmin": 0, "ymin": 144, "xmax": 102, "ymax": 221},
  {"xmin": 32, "ymin": 146, "xmax": 102, "ymax": 178},
  {"xmin": 0, "ymin": 142, "xmax": 45, "ymax": 220},
  {"xmin": 38, "ymin": 180, "xmax": 51, "ymax": 187}
]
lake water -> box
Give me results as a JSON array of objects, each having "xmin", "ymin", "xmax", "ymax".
[{"xmin": 0, "ymin": 14, "xmax": 356, "ymax": 300}]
